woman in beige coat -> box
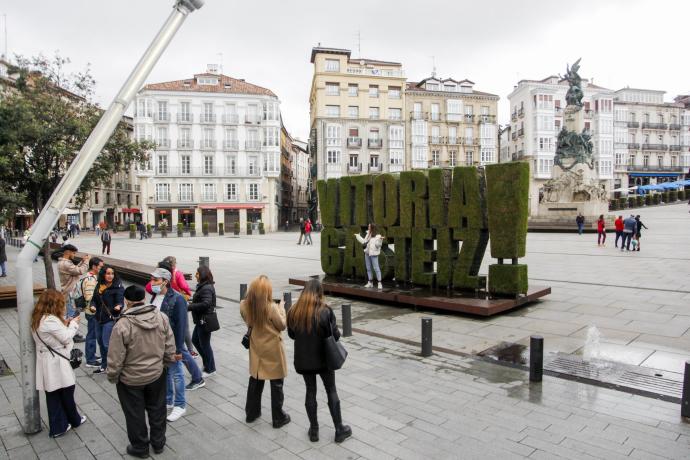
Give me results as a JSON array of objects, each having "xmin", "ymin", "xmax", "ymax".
[
  {"xmin": 31, "ymin": 289, "xmax": 87, "ymax": 438},
  {"xmin": 240, "ymin": 275, "xmax": 290, "ymax": 428}
]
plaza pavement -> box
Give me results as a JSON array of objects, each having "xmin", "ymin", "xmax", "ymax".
[{"xmin": 0, "ymin": 202, "xmax": 689, "ymax": 458}]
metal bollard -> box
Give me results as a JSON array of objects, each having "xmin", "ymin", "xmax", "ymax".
[
  {"xmin": 342, "ymin": 304, "xmax": 352, "ymax": 337},
  {"xmin": 240, "ymin": 283, "xmax": 247, "ymax": 301},
  {"xmin": 421, "ymin": 317, "xmax": 432, "ymax": 357},
  {"xmin": 530, "ymin": 335, "xmax": 544, "ymax": 382},
  {"xmin": 198, "ymin": 256, "xmax": 209, "ymax": 269},
  {"xmin": 283, "ymin": 292, "xmax": 292, "ymax": 312},
  {"xmin": 682, "ymin": 360, "xmax": 690, "ymax": 419}
]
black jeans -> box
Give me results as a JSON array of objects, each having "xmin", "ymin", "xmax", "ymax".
[
  {"xmin": 45, "ymin": 385, "xmax": 82, "ymax": 437},
  {"xmin": 303, "ymin": 371, "xmax": 338, "ymax": 407},
  {"xmin": 192, "ymin": 325, "xmax": 215, "ymax": 373},
  {"xmin": 615, "ymin": 231, "xmax": 623, "ymax": 247},
  {"xmin": 116, "ymin": 370, "xmax": 167, "ymax": 454},
  {"xmin": 245, "ymin": 377, "xmax": 288, "ymax": 423},
  {"xmin": 101, "ymin": 241, "xmax": 111, "ymax": 255}
]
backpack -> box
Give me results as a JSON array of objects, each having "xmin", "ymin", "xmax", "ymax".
[{"xmin": 102, "ymin": 231, "xmax": 111, "ymax": 242}]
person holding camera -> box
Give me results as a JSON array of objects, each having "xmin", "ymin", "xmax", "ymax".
[
  {"xmin": 31, "ymin": 289, "xmax": 87, "ymax": 438},
  {"xmin": 57, "ymin": 244, "xmax": 89, "ymax": 343},
  {"xmin": 240, "ymin": 275, "xmax": 290, "ymax": 428}
]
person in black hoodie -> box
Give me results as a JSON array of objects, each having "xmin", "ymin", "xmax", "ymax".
[
  {"xmin": 91, "ymin": 265, "xmax": 125, "ymax": 375},
  {"xmin": 188, "ymin": 266, "xmax": 216, "ymax": 377},
  {"xmin": 287, "ymin": 279, "xmax": 351, "ymax": 444}
]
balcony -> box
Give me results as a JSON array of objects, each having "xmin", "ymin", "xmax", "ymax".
[
  {"xmin": 464, "ymin": 137, "xmax": 476, "ymax": 146},
  {"xmin": 447, "ymin": 137, "xmax": 459, "ymax": 145},
  {"xmin": 369, "ymin": 164, "xmax": 383, "ymax": 173},
  {"xmin": 325, "ymin": 163, "xmax": 342, "ymax": 179},
  {"xmin": 447, "ymin": 113, "xmax": 463, "ymax": 123},
  {"xmin": 154, "ymin": 194, "xmax": 170, "ymax": 203},
  {"xmin": 201, "ymin": 193, "xmax": 217, "ymax": 202},
  {"xmin": 669, "ymin": 124, "xmax": 681, "ymax": 131},
  {"xmin": 410, "ymin": 111, "xmax": 428, "ymax": 121},
  {"xmin": 669, "ymin": 144, "xmax": 682, "ymax": 151},
  {"xmin": 627, "ymin": 143, "xmax": 640, "ymax": 150},
  {"xmin": 430, "ymin": 113, "xmax": 442, "ymax": 122},
  {"xmin": 555, "ymin": 107, "xmax": 564, "ymax": 115},
  {"xmin": 478, "ymin": 114, "xmax": 496, "ymax": 123},
  {"xmin": 641, "ymin": 143, "xmax": 667, "ymax": 151},
  {"xmin": 177, "ymin": 139, "xmax": 195, "ymax": 149},
  {"xmin": 200, "ymin": 140, "xmax": 217, "ymax": 150},
  {"xmin": 517, "ymin": 149, "xmax": 524, "ymax": 157},
  {"xmin": 627, "ymin": 165, "xmax": 683, "ymax": 172},
  {"xmin": 518, "ymin": 129, "xmax": 524, "ymax": 137},
  {"xmin": 642, "ymin": 122, "xmax": 667, "ymax": 130},
  {"xmin": 511, "ymin": 112, "xmax": 517, "ymax": 122},
  {"xmin": 347, "ymin": 137, "xmax": 362, "ymax": 148},
  {"xmin": 245, "ymin": 140, "xmax": 261, "ymax": 151},
  {"xmin": 176, "ymin": 113, "xmax": 193, "ymax": 123},
  {"xmin": 348, "ymin": 164, "xmax": 362, "ymax": 174},
  {"xmin": 155, "ymin": 139, "xmax": 170, "ymax": 149},
  {"xmin": 584, "ymin": 109, "xmax": 593, "ymax": 119},
  {"xmin": 222, "ymin": 113, "xmax": 240, "ymax": 125},
  {"xmin": 200, "ymin": 114, "xmax": 217, "ymax": 124},
  {"xmin": 389, "ymin": 139, "xmax": 404, "ymax": 149},
  {"xmin": 428, "ymin": 136, "xmax": 443, "ymax": 145},
  {"xmin": 245, "ymin": 114, "xmax": 262, "ymax": 124},
  {"xmin": 223, "ymin": 139, "xmax": 239, "ymax": 151},
  {"xmin": 154, "ymin": 113, "xmax": 170, "ymax": 123},
  {"xmin": 518, "ymin": 108, "xmax": 524, "ymax": 118},
  {"xmin": 511, "ymin": 132, "xmax": 517, "ymax": 141},
  {"xmin": 368, "ymin": 138, "xmax": 383, "ymax": 149},
  {"xmin": 627, "ymin": 121, "xmax": 640, "ymax": 128},
  {"xmin": 389, "ymin": 163, "xmax": 404, "ymax": 173},
  {"xmin": 464, "ymin": 114, "xmax": 475, "ymax": 123}
]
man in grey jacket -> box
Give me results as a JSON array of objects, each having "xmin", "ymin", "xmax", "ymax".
[
  {"xmin": 107, "ymin": 286, "xmax": 176, "ymax": 458},
  {"xmin": 621, "ymin": 214, "xmax": 637, "ymax": 251}
]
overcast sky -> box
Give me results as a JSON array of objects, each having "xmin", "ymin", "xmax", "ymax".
[{"xmin": 2, "ymin": 0, "xmax": 688, "ymax": 140}]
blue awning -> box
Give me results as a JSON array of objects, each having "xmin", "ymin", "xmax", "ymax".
[{"xmin": 629, "ymin": 173, "xmax": 682, "ymax": 177}]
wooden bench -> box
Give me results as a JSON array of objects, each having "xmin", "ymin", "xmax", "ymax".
[{"xmin": 0, "ymin": 284, "xmax": 47, "ymax": 308}]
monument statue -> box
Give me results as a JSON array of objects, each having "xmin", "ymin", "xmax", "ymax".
[{"xmin": 563, "ymin": 58, "xmax": 583, "ymax": 108}]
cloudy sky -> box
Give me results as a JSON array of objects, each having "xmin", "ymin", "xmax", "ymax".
[{"xmin": 2, "ymin": 0, "xmax": 688, "ymax": 140}]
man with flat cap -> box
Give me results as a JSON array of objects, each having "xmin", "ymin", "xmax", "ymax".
[
  {"xmin": 57, "ymin": 244, "xmax": 89, "ymax": 343},
  {"xmin": 107, "ymin": 285, "xmax": 176, "ymax": 458}
]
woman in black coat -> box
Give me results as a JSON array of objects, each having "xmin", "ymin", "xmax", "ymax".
[
  {"xmin": 188, "ymin": 266, "xmax": 216, "ymax": 377},
  {"xmin": 287, "ymin": 279, "xmax": 351, "ymax": 444},
  {"xmin": 91, "ymin": 265, "xmax": 124, "ymax": 375}
]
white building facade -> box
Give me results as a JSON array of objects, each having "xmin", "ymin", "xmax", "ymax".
[{"xmin": 134, "ymin": 68, "xmax": 282, "ymax": 232}]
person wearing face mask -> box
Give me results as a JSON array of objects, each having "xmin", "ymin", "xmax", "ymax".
[
  {"xmin": 91, "ymin": 265, "xmax": 124, "ymax": 375},
  {"xmin": 150, "ymin": 267, "xmax": 203, "ymax": 423}
]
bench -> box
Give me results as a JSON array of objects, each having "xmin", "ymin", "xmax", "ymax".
[{"xmin": 0, "ymin": 284, "xmax": 47, "ymax": 308}]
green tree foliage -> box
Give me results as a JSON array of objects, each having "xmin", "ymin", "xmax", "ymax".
[{"xmin": 0, "ymin": 53, "xmax": 150, "ymax": 217}]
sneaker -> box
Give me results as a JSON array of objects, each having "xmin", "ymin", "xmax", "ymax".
[
  {"xmin": 186, "ymin": 379, "xmax": 205, "ymax": 391},
  {"xmin": 51, "ymin": 424, "xmax": 72, "ymax": 438},
  {"xmin": 78, "ymin": 415, "xmax": 87, "ymax": 427},
  {"xmin": 166, "ymin": 406, "xmax": 186, "ymax": 422},
  {"xmin": 377, "ymin": 282, "xmax": 383, "ymax": 290},
  {"xmin": 153, "ymin": 445, "xmax": 165, "ymax": 455},
  {"xmin": 202, "ymin": 371, "xmax": 216, "ymax": 379},
  {"xmin": 85, "ymin": 362, "xmax": 101, "ymax": 368},
  {"xmin": 92, "ymin": 368, "xmax": 105, "ymax": 375},
  {"xmin": 364, "ymin": 282, "xmax": 373, "ymax": 288},
  {"xmin": 126, "ymin": 445, "xmax": 150, "ymax": 459}
]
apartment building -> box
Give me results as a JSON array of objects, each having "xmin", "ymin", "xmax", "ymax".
[
  {"xmin": 309, "ymin": 47, "xmax": 406, "ymax": 180},
  {"xmin": 291, "ymin": 139, "xmax": 310, "ymax": 222},
  {"xmin": 134, "ymin": 66, "xmax": 282, "ymax": 232},
  {"xmin": 405, "ymin": 77, "xmax": 499, "ymax": 169},
  {"xmin": 612, "ymin": 88, "xmax": 690, "ymax": 191},
  {"xmin": 507, "ymin": 75, "xmax": 615, "ymax": 215}
]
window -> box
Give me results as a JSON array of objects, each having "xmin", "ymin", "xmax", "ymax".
[
  {"xmin": 94, "ymin": 192, "xmax": 99, "ymax": 204},
  {"xmin": 431, "ymin": 126, "xmax": 440, "ymax": 143},
  {"xmin": 157, "ymin": 154, "xmax": 168, "ymax": 174},
  {"xmin": 327, "ymin": 149, "xmax": 340, "ymax": 164},
  {"xmin": 449, "ymin": 150, "xmax": 457, "ymax": 166},
  {"xmin": 615, "ymin": 153, "xmax": 625, "ymax": 166},
  {"xmin": 203, "ymin": 128, "xmax": 215, "ymax": 148},
  {"xmin": 263, "ymin": 101, "xmax": 278, "ymax": 121},
  {"xmin": 349, "ymin": 127, "xmax": 359, "ymax": 137},
  {"xmin": 248, "ymin": 156, "xmax": 258, "ymax": 175},
  {"xmin": 657, "ymin": 155, "xmax": 664, "ymax": 166},
  {"xmin": 155, "ymin": 183, "xmax": 170, "ymax": 202},
  {"xmin": 537, "ymin": 159, "xmax": 553, "ymax": 175},
  {"xmin": 348, "ymin": 84, "xmax": 358, "ymax": 97},
  {"xmin": 157, "ymin": 101, "xmax": 168, "ymax": 119},
  {"xmin": 538, "ymin": 137, "xmax": 554, "ymax": 152},
  {"xmin": 464, "ymin": 127, "xmax": 474, "ymax": 145},
  {"xmin": 179, "ymin": 183, "xmax": 193, "ymax": 202},
  {"xmin": 412, "ymin": 120, "xmax": 427, "ymax": 144},
  {"xmin": 369, "ymin": 107, "xmax": 380, "ymax": 119},
  {"xmin": 325, "ymin": 59, "xmax": 340, "ymax": 72},
  {"xmin": 180, "ymin": 155, "xmax": 191, "ymax": 175},
  {"xmin": 369, "ymin": 85, "xmax": 379, "ymax": 98},
  {"xmin": 264, "ymin": 127, "xmax": 279, "ymax": 147},
  {"xmin": 431, "ymin": 150, "xmax": 440, "ymax": 166},
  {"xmin": 413, "ymin": 102, "xmax": 423, "ymax": 119},
  {"xmin": 248, "ymin": 183, "xmax": 260, "ymax": 201},
  {"xmin": 197, "ymin": 77, "xmax": 218, "ymax": 85},
  {"xmin": 448, "ymin": 126, "xmax": 458, "ymax": 144},
  {"xmin": 444, "ymin": 84, "xmax": 456, "ymax": 92},
  {"xmin": 465, "ymin": 150, "xmax": 474, "ymax": 165},
  {"xmin": 480, "ymin": 148, "xmax": 495, "ymax": 164},
  {"xmin": 481, "ymin": 106, "xmax": 489, "ymax": 116},
  {"xmin": 179, "ymin": 127, "xmax": 191, "ymax": 147},
  {"xmin": 137, "ymin": 99, "xmax": 152, "ymax": 117},
  {"xmin": 447, "ymin": 99, "xmax": 462, "ymax": 121},
  {"xmin": 430, "ymin": 104, "xmax": 440, "ymax": 121},
  {"xmin": 537, "ymin": 115, "xmax": 554, "ymax": 131},
  {"xmin": 204, "ymin": 155, "xmax": 214, "ymax": 175},
  {"xmin": 426, "ymin": 82, "xmax": 440, "ymax": 91},
  {"xmin": 370, "ymin": 155, "xmax": 379, "ymax": 169},
  {"xmin": 156, "ymin": 127, "xmax": 168, "ymax": 146},
  {"xmin": 536, "ymin": 94, "xmax": 554, "ymax": 110},
  {"xmin": 349, "ymin": 154, "xmax": 359, "ymax": 168},
  {"xmin": 226, "ymin": 183, "xmax": 237, "ymax": 200},
  {"xmin": 326, "ymin": 105, "xmax": 340, "ymax": 117},
  {"xmin": 389, "ymin": 125, "xmax": 404, "ymax": 149},
  {"xmin": 326, "ymin": 124, "xmax": 341, "ymax": 146},
  {"xmin": 202, "ymin": 183, "xmax": 216, "ymax": 201},
  {"xmin": 390, "ymin": 150, "xmax": 403, "ymax": 165},
  {"xmin": 389, "ymin": 108, "xmax": 401, "ymax": 120},
  {"xmin": 326, "ymin": 83, "xmax": 339, "ymax": 96},
  {"xmin": 388, "ymin": 86, "xmax": 401, "ymax": 99},
  {"xmin": 465, "ymin": 105, "xmax": 473, "ymax": 116},
  {"xmin": 203, "ymin": 102, "xmax": 214, "ymax": 122},
  {"xmin": 348, "ymin": 106, "xmax": 359, "ymax": 118},
  {"xmin": 643, "ymin": 155, "xmax": 649, "ymax": 167},
  {"xmin": 226, "ymin": 155, "xmax": 236, "ymax": 174},
  {"xmin": 179, "ymin": 102, "xmax": 191, "ymax": 122}
]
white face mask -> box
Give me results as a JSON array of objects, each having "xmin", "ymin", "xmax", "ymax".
[{"xmin": 151, "ymin": 284, "xmax": 162, "ymax": 295}]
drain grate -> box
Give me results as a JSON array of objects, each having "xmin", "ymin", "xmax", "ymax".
[
  {"xmin": 543, "ymin": 353, "xmax": 683, "ymax": 401},
  {"xmin": 0, "ymin": 359, "xmax": 12, "ymax": 377}
]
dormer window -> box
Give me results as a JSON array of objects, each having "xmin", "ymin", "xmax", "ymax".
[
  {"xmin": 426, "ymin": 82, "xmax": 440, "ymax": 91},
  {"xmin": 460, "ymin": 84, "xmax": 472, "ymax": 93},
  {"xmin": 444, "ymin": 84, "xmax": 456, "ymax": 92},
  {"xmin": 198, "ymin": 77, "xmax": 218, "ymax": 85}
]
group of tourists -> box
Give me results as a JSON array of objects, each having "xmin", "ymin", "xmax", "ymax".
[
  {"xmin": 34, "ymin": 244, "xmax": 351, "ymax": 455},
  {"xmin": 595, "ymin": 214, "xmax": 648, "ymax": 251}
]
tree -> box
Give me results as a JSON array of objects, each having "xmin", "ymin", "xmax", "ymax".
[{"xmin": 0, "ymin": 53, "xmax": 151, "ymax": 218}]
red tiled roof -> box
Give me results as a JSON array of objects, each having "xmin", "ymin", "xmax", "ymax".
[{"xmin": 143, "ymin": 74, "xmax": 276, "ymax": 97}]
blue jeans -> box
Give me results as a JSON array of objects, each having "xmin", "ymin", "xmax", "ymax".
[
  {"xmin": 166, "ymin": 361, "xmax": 186, "ymax": 408},
  {"xmin": 95, "ymin": 320, "xmax": 114, "ymax": 370},
  {"xmin": 0, "ymin": 261, "xmax": 6, "ymax": 276},
  {"xmin": 577, "ymin": 223, "xmax": 584, "ymax": 235},
  {"xmin": 365, "ymin": 254, "xmax": 382, "ymax": 282},
  {"xmin": 65, "ymin": 296, "xmax": 77, "ymax": 320},
  {"xmin": 85, "ymin": 314, "xmax": 99, "ymax": 364},
  {"xmin": 181, "ymin": 347, "xmax": 202, "ymax": 384}
]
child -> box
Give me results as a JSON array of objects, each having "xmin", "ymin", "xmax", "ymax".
[{"xmin": 631, "ymin": 235, "xmax": 638, "ymax": 251}]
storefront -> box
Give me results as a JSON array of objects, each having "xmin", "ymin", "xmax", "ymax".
[
  {"xmin": 179, "ymin": 208, "xmax": 195, "ymax": 228},
  {"xmin": 121, "ymin": 208, "xmax": 142, "ymax": 224},
  {"xmin": 201, "ymin": 209, "xmax": 218, "ymax": 233},
  {"xmin": 154, "ymin": 208, "xmax": 172, "ymax": 227},
  {"xmin": 628, "ymin": 172, "xmax": 684, "ymax": 188}
]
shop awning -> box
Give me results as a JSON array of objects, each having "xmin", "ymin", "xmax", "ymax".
[
  {"xmin": 629, "ymin": 173, "xmax": 682, "ymax": 177},
  {"xmin": 199, "ymin": 204, "xmax": 265, "ymax": 210},
  {"xmin": 121, "ymin": 208, "xmax": 141, "ymax": 213}
]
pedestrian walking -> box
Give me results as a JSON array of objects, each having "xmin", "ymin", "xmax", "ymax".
[
  {"xmin": 355, "ymin": 223, "xmax": 385, "ymax": 289},
  {"xmin": 297, "ymin": 218, "xmax": 305, "ymax": 245},
  {"xmin": 614, "ymin": 215, "xmax": 624, "ymax": 248},
  {"xmin": 75, "ymin": 257, "xmax": 103, "ymax": 368},
  {"xmin": 101, "ymin": 228, "xmax": 112, "ymax": 255},
  {"xmin": 634, "ymin": 215, "xmax": 648, "ymax": 252},
  {"xmin": 91, "ymin": 265, "xmax": 125, "ymax": 375},
  {"xmin": 188, "ymin": 266, "xmax": 217, "ymax": 378},
  {"xmin": 575, "ymin": 213, "xmax": 585, "ymax": 235},
  {"xmin": 107, "ymin": 285, "xmax": 176, "ymax": 458},
  {"xmin": 0, "ymin": 234, "xmax": 7, "ymax": 277},
  {"xmin": 622, "ymin": 214, "xmax": 636, "ymax": 251},
  {"xmin": 304, "ymin": 219, "xmax": 313, "ymax": 245},
  {"xmin": 31, "ymin": 289, "xmax": 87, "ymax": 438},
  {"xmin": 596, "ymin": 214, "xmax": 606, "ymax": 246},
  {"xmin": 240, "ymin": 275, "xmax": 291, "ymax": 428},
  {"xmin": 287, "ymin": 279, "xmax": 352, "ymax": 443},
  {"xmin": 57, "ymin": 244, "xmax": 88, "ymax": 343}
]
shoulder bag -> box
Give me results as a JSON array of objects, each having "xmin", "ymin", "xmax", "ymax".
[
  {"xmin": 36, "ymin": 331, "xmax": 83, "ymax": 369},
  {"xmin": 324, "ymin": 313, "xmax": 347, "ymax": 371},
  {"xmin": 200, "ymin": 290, "xmax": 220, "ymax": 333},
  {"xmin": 241, "ymin": 326, "xmax": 252, "ymax": 349}
]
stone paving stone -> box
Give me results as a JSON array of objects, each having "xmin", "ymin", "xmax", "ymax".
[
  {"xmin": 519, "ymin": 435, "xmax": 599, "ymax": 460},
  {"xmin": 6, "ymin": 445, "xmax": 37, "ymax": 460}
]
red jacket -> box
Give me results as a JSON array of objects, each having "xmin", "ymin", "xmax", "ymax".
[
  {"xmin": 305, "ymin": 221, "xmax": 312, "ymax": 233},
  {"xmin": 614, "ymin": 218, "xmax": 624, "ymax": 232},
  {"xmin": 597, "ymin": 219, "xmax": 605, "ymax": 233}
]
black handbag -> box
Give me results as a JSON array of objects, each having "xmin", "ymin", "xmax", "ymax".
[
  {"xmin": 324, "ymin": 315, "xmax": 347, "ymax": 371},
  {"xmin": 37, "ymin": 333, "xmax": 83, "ymax": 370},
  {"xmin": 242, "ymin": 327, "xmax": 252, "ymax": 349},
  {"xmin": 201, "ymin": 308, "xmax": 220, "ymax": 333}
]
